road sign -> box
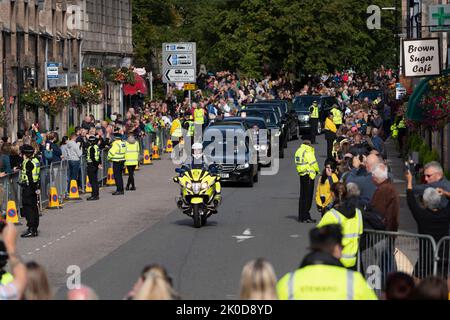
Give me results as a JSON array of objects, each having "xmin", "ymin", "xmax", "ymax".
[
  {"xmin": 162, "ymin": 42, "xmax": 196, "ymax": 83},
  {"xmin": 47, "ymin": 63, "xmax": 60, "ymax": 79},
  {"xmin": 429, "ymin": 5, "xmax": 450, "ymax": 32},
  {"xmin": 184, "ymin": 83, "xmax": 196, "ymax": 91},
  {"xmin": 165, "ymin": 69, "xmax": 196, "ymax": 83},
  {"xmin": 166, "ymin": 54, "xmax": 194, "ymax": 67}
]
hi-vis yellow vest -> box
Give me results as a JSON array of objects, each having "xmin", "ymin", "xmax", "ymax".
[
  {"xmin": 171, "ymin": 119, "xmax": 183, "ymax": 138},
  {"xmin": 317, "ymin": 208, "xmax": 363, "ymax": 268},
  {"xmin": 108, "ymin": 140, "xmax": 126, "ymax": 162},
  {"xmin": 125, "ymin": 142, "xmax": 140, "ymax": 166},
  {"xmin": 309, "ymin": 104, "xmax": 319, "ymax": 119},
  {"xmin": 295, "ymin": 144, "xmax": 319, "ymax": 179},
  {"xmin": 194, "ymin": 108, "xmax": 204, "ymax": 125},
  {"xmin": 20, "ymin": 158, "xmax": 40, "ymax": 184},
  {"xmin": 331, "ymin": 107, "xmax": 343, "ymax": 125},
  {"xmin": 277, "ymin": 265, "xmax": 377, "ymax": 300}
]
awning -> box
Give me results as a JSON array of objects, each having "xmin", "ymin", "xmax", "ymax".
[
  {"xmin": 407, "ymin": 68, "xmax": 450, "ymax": 121},
  {"xmin": 123, "ymin": 73, "xmax": 148, "ymax": 96}
]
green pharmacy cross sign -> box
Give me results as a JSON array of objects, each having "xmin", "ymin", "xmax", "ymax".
[{"xmin": 430, "ymin": 5, "xmax": 450, "ymax": 32}]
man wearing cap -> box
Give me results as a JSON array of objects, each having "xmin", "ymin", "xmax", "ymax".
[
  {"xmin": 108, "ymin": 128, "xmax": 126, "ymax": 195},
  {"xmin": 86, "ymin": 136, "xmax": 101, "ymax": 201},
  {"xmin": 277, "ymin": 225, "xmax": 377, "ymax": 300},
  {"xmin": 309, "ymin": 101, "xmax": 320, "ymax": 144},
  {"xmin": 295, "ymin": 135, "xmax": 320, "ymax": 223},
  {"xmin": 18, "ymin": 145, "xmax": 40, "ymax": 238}
]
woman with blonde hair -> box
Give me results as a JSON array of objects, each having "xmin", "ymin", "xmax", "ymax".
[
  {"xmin": 239, "ymin": 258, "xmax": 278, "ymax": 300},
  {"xmin": 134, "ymin": 265, "xmax": 177, "ymax": 300},
  {"xmin": 24, "ymin": 262, "xmax": 53, "ymax": 300}
]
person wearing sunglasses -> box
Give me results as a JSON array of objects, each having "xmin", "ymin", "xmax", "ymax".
[{"xmin": 413, "ymin": 161, "xmax": 450, "ymax": 210}]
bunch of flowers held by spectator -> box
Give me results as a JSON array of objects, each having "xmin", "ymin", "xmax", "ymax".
[{"xmin": 420, "ymin": 75, "xmax": 450, "ymax": 130}]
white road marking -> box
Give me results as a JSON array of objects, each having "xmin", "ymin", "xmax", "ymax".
[
  {"xmin": 232, "ymin": 228, "xmax": 255, "ymax": 243},
  {"xmin": 290, "ymin": 234, "xmax": 300, "ymax": 238},
  {"xmin": 35, "ymin": 248, "xmax": 40, "ymax": 252},
  {"xmin": 61, "ymin": 235, "xmax": 66, "ymax": 239},
  {"xmin": 48, "ymin": 242, "xmax": 53, "ymax": 246},
  {"xmin": 42, "ymin": 245, "xmax": 46, "ymax": 248},
  {"xmin": 27, "ymin": 252, "xmax": 33, "ymax": 255}
]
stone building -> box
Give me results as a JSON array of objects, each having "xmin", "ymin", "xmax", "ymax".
[{"xmin": 0, "ymin": 0, "xmax": 133, "ymax": 140}]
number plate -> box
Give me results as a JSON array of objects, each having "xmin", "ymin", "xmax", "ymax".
[{"xmin": 219, "ymin": 173, "xmax": 229, "ymax": 178}]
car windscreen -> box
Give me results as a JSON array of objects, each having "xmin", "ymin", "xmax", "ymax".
[
  {"xmin": 239, "ymin": 110, "xmax": 278, "ymax": 126},
  {"xmin": 293, "ymin": 97, "xmax": 317, "ymax": 111},
  {"xmin": 244, "ymin": 119, "xmax": 266, "ymax": 129},
  {"xmin": 203, "ymin": 129, "xmax": 248, "ymax": 152}
]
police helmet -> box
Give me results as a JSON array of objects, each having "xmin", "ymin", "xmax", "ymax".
[{"xmin": 20, "ymin": 144, "xmax": 35, "ymax": 156}]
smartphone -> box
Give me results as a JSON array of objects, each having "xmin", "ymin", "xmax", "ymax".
[{"xmin": 46, "ymin": 143, "xmax": 51, "ymax": 151}]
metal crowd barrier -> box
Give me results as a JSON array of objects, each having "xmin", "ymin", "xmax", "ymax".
[
  {"xmin": 358, "ymin": 229, "xmax": 448, "ymax": 296},
  {"xmin": 0, "ymin": 172, "xmax": 21, "ymax": 217},
  {"xmin": 435, "ymin": 237, "xmax": 450, "ymax": 279}
]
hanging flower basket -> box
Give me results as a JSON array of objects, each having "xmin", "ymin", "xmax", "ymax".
[
  {"xmin": 82, "ymin": 67, "xmax": 104, "ymax": 89},
  {"xmin": 106, "ymin": 67, "xmax": 136, "ymax": 85},
  {"xmin": 418, "ymin": 75, "xmax": 450, "ymax": 131}
]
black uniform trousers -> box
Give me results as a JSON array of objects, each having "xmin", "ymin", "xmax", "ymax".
[
  {"xmin": 22, "ymin": 185, "xmax": 39, "ymax": 231},
  {"xmin": 310, "ymin": 118, "xmax": 319, "ymax": 144},
  {"xmin": 126, "ymin": 165, "xmax": 136, "ymax": 189},
  {"xmin": 325, "ymin": 131, "xmax": 337, "ymax": 161},
  {"xmin": 113, "ymin": 161, "xmax": 125, "ymax": 192},
  {"xmin": 87, "ymin": 165, "xmax": 99, "ymax": 197},
  {"xmin": 298, "ymin": 175, "xmax": 315, "ymax": 221}
]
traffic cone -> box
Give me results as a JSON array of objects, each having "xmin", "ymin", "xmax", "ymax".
[
  {"xmin": 135, "ymin": 163, "xmax": 140, "ymax": 171},
  {"xmin": 6, "ymin": 200, "xmax": 19, "ymax": 224},
  {"xmin": 85, "ymin": 176, "xmax": 92, "ymax": 193},
  {"xmin": 152, "ymin": 145, "xmax": 161, "ymax": 160},
  {"xmin": 68, "ymin": 180, "xmax": 81, "ymax": 200},
  {"xmin": 48, "ymin": 187, "xmax": 61, "ymax": 209},
  {"xmin": 124, "ymin": 166, "xmax": 129, "ymax": 176},
  {"xmin": 106, "ymin": 168, "xmax": 115, "ymax": 186},
  {"xmin": 165, "ymin": 139, "xmax": 174, "ymax": 153},
  {"xmin": 143, "ymin": 149, "xmax": 152, "ymax": 165}
]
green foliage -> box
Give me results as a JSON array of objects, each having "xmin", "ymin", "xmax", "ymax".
[
  {"xmin": 423, "ymin": 149, "xmax": 440, "ymax": 165},
  {"xmin": 67, "ymin": 125, "xmax": 75, "ymax": 137},
  {"xmin": 132, "ymin": 0, "xmax": 398, "ymax": 77},
  {"xmin": 418, "ymin": 142, "xmax": 430, "ymax": 164},
  {"xmin": 407, "ymin": 133, "xmax": 423, "ymax": 152}
]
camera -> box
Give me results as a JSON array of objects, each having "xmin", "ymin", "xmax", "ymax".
[{"xmin": 405, "ymin": 157, "xmax": 416, "ymax": 174}]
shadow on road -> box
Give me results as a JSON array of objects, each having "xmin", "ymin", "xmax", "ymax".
[{"xmin": 172, "ymin": 219, "xmax": 219, "ymax": 228}]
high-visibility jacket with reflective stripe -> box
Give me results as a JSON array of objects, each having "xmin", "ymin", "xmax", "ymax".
[
  {"xmin": 0, "ymin": 272, "xmax": 14, "ymax": 285},
  {"xmin": 277, "ymin": 265, "xmax": 377, "ymax": 300},
  {"xmin": 171, "ymin": 119, "xmax": 183, "ymax": 138},
  {"xmin": 317, "ymin": 208, "xmax": 363, "ymax": 268},
  {"xmin": 20, "ymin": 158, "xmax": 40, "ymax": 184},
  {"xmin": 194, "ymin": 108, "xmax": 204, "ymax": 125},
  {"xmin": 295, "ymin": 144, "xmax": 319, "ymax": 179},
  {"xmin": 309, "ymin": 104, "xmax": 319, "ymax": 119},
  {"xmin": 125, "ymin": 142, "xmax": 140, "ymax": 166},
  {"xmin": 316, "ymin": 174, "xmax": 339, "ymax": 210},
  {"xmin": 331, "ymin": 107, "xmax": 343, "ymax": 125},
  {"xmin": 398, "ymin": 119, "xmax": 406, "ymax": 129},
  {"xmin": 108, "ymin": 140, "xmax": 126, "ymax": 162},
  {"xmin": 391, "ymin": 124, "xmax": 398, "ymax": 138},
  {"xmin": 87, "ymin": 145, "xmax": 100, "ymax": 163}
]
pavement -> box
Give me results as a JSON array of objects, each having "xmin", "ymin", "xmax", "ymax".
[{"xmin": 12, "ymin": 133, "xmax": 416, "ymax": 300}]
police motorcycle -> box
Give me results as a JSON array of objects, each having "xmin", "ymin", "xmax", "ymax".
[{"xmin": 173, "ymin": 143, "xmax": 222, "ymax": 228}]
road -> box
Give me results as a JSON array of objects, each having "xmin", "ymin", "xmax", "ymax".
[{"xmin": 15, "ymin": 134, "xmax": 416, "ymax": 300}]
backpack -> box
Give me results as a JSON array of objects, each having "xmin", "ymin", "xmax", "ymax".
[{"xmin": 44, "ymin": 149, "xmax": 54, "ymax": 161}]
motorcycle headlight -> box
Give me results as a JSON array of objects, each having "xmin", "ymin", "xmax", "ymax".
[
  {"xmin": 192, "ymin": 183, "xmax": 201, "ymax": 194},
  {"xmin": 185, "ymin": 182, "xmax": 192, "ymax": 189},
  {"xmin": 201, "ymin": 182, "xmax": 209, "ymax": 190},
  {"xmin": 237, "ymin": 163, "xmax": 250, "ymax": 170}
]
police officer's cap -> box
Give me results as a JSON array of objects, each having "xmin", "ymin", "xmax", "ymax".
[
  {"xmin": 20, "ymin": 144, "xmax": 35, "ymax": 155},
  {"xmin": 309, "ymin": 225, "xmax": 343, "ymax": 249},
  {"xmin": 88, "ymin": 136, "xmax": 98, "ymax": 144}
]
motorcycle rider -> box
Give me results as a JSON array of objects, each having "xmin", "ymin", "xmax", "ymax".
[{"xmin": 179, "ymin": 143, "xmax": 222, "ymax": 206}]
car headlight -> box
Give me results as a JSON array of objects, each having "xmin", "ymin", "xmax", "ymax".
[
  {"xmin": 260, "ymin": 145, "xmax": 268, "ymax": 151},
  {"xmin": 253, "ymin": 145, "xmax": 261, "ymax": 151},
  {"xmin": 192, "ymin": 183, "xmax": 201, "ymax": 194},
  {"xmin": 201, "ymin": 182, "xmax": 209, "ymax": 190},
  {"xmin": 237, "ymin": 163, "xmax": 250, "ymax": 170},
  {"xmin": 275, "ymin": 131, "xmax": 281, "ymax": 137}
]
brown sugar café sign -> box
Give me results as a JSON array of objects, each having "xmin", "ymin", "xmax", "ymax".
[{"xmin": 403, "ymin": 38, "xmax": 441, "ymax": 77}]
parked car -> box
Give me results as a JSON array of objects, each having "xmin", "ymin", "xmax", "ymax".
[
  {"xmin": 292, "ymin": 95, "xmax": 339, "ymax": 134},
  {"xmin": 203, "ymin": 123, "xmax": 258, "ymax": 187}
]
